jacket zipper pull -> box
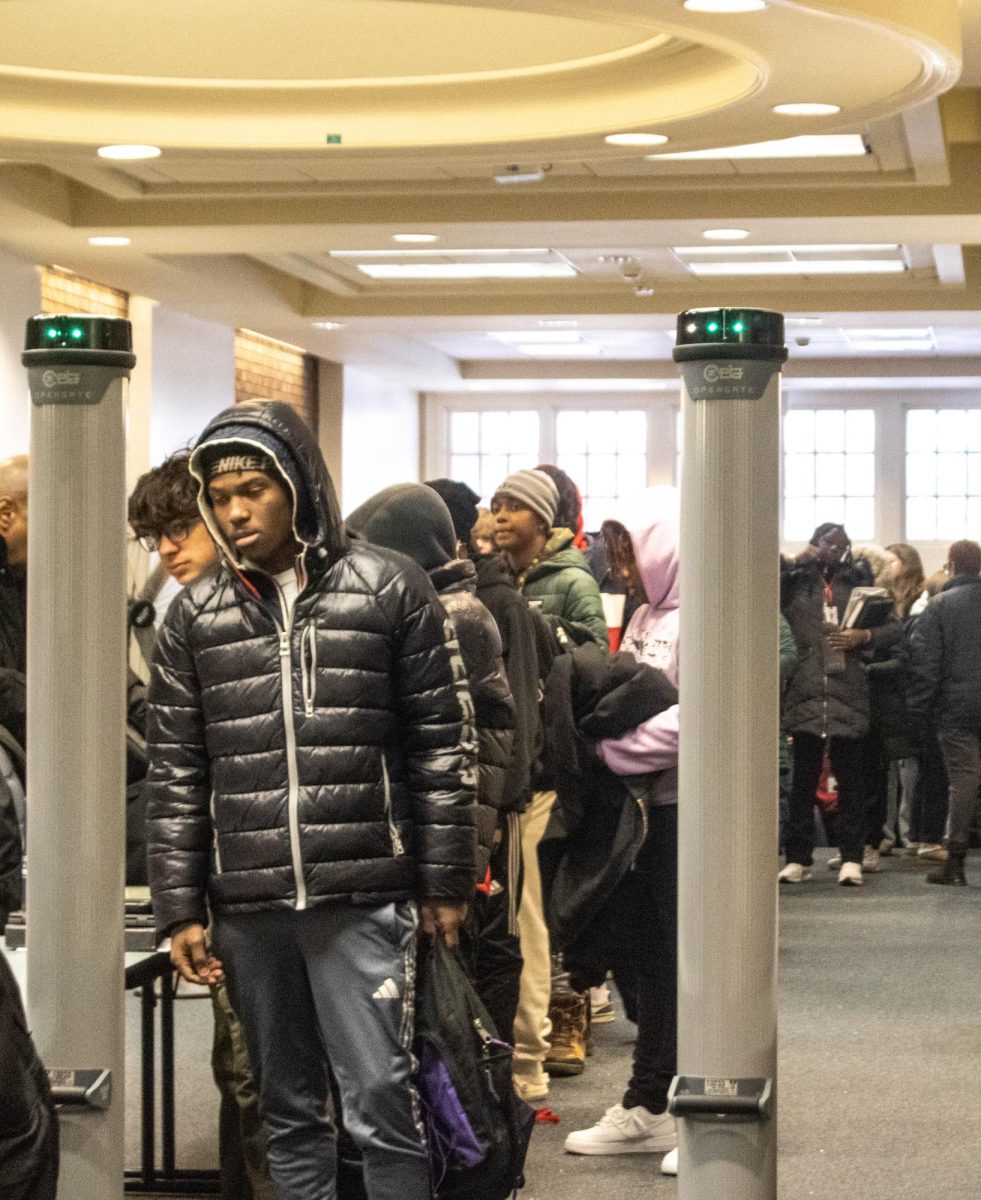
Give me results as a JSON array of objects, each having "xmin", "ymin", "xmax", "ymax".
[{"xmin": 279, "ymin": 631, "xmax": 290, "ymax": 658}]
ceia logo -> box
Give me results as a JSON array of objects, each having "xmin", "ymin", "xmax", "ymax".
[
  {"xmin": 703, "ymin": 364, "xmax": 744, "ymax": 383},
  {"xmin": 41, "ymin": 369, "xmax": 81, "ymax": 388}
]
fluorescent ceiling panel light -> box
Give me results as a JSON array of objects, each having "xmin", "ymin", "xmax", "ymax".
[
  {"xmin": 848, "ymin": 340, "xmax": 935, "ymax": 352},
  {"xmin": 846, "ymin": 328, "xmax": 931, "ymax": 339},
  {"xmin": 678, "ymin": 243, "xmax": 899, "ymax": 255},
  {"xmin": 786, "ymin": 317, "xmax": 824, "ymax": 326},
  {"xmin": 312, "ymin": 321, "xmax": 345, "ymax": 330},
  {"xmin": 539, "ymin": 319, "xmax": 579, "ymax": 328},
  {"xmin": 650, "ymin": 134, "xmax": 866, "ymax": 161},
  {"xmin": 88, "ymin": 236, "xmax": 130, "ymax": 246},
  {"xmin": 605, "ymin": 132, "xmax": 669, "ymax": 146},
  {"xmin": 97, "ymin": 144, "xmax": 161, "ymax": 160},
  {"xmin": 516, "ymin": 343, "xmax": 602, "ymax": 357},
  {"xmin": 702, "ymin": 229, "xmax": 750, "ymax": 240},
  {"xmin": 392, "ymin": 233, "xmax": 439, "ymax": 243},
  {"xmin": 330, "ymin": 248, "xmax": 550, "ymax": 258},
  {"xmin": 773, "ymin": 102, "xmax": 841, "ymax": 116},
  {"xmin": 358, "ymin": 263, "xmax": 577, "ymax": 280},
  {"xmin": 490, "ymin": 331, "xmax": 583, "ymax": 344},
  {"xmin": 684, "ymin": 0, "xmax": 766, "ymax": 10},
  {"xmin": 494, "ymin": 168, "xmax": 547, "ymax": 185},
  {"xmin": 687, "ymin": 260, "xmax": 905, "ymax": 276}
]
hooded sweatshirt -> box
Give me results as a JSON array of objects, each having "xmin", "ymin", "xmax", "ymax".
[
  {"xmin": 596, "ymin": 487, "xmax": 680, "ymax": 806},
  {"xmin": 346, "ymin": 484, "xmax": 516, "ymax": 876},
  {"xmin": 146, "ymin": 404, "xmax": 478, "ymax": 932}
]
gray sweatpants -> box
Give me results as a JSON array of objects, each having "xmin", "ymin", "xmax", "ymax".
[
  {"xmin": 938, "ymin": 728, "xmax": 981, "ymax": 851},
  {"xmin": 213, "ymin": 902, "xmax": 429, "ymax": 1200}
]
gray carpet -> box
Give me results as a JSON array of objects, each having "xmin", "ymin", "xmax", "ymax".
[{"xmin": 137, "ymin": 848, "xmax": 981, "ymax": 1198}]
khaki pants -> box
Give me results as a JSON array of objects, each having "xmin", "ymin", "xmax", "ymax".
[{"xmin": 512, "ymin": 789, "xmax": 556, "ymax": 1097}]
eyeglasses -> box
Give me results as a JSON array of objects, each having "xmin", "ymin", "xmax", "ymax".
[{"xmin": 135, "ymin": 517, "xmax": 200, "ymax": 554}]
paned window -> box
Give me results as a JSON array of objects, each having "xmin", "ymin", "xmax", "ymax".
[
  {"xmin": 449, "ymin": 410, "xmax": 540, "ymax": 502},
  {"xmin": 905, "ymin": 409, "xmax": 981, "ymax": 540},
  {"xmin": 556, "ymin": 409, "xmax": 647, "ymax": 530},
  {"xmin": 783, "ymin": 409, "xmax": 876, "ymax": 541}
]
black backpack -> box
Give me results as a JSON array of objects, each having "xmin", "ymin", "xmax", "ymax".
[{"xmin": 414, "ymin": 938, "xmax": 535, "ymax": 1200}]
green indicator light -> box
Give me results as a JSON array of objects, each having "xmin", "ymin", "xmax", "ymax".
[
  {"xmin": 70, "ymin": 327, "xmax": 84, "ymax": 340},
  {"xmin": 46, "ymin": 327, "xmax": 59, "ymax": 339},
  {"xmin": 706, "ymin": 321, "xmax": 720, "ymax": 334},
  {"xmin": 732, "ymin": 321, "xmax": 745, "ymax": 334}
]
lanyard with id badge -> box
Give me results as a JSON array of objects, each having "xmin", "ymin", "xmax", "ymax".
[{"xmin": 822, "ymin": 581, "xmax": 845, "ymax": 674}]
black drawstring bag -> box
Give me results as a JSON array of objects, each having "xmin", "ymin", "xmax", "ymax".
[{"xmin": 414, "ymin": 938, "xmax": 535, "ymax": 1200}]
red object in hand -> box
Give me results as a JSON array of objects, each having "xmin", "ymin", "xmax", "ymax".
[
  {"xmin": 816, "ymin": 754, "xmax": 839, "ymax": 813},
  {"xmin": 534, "ymin": 1107, "xmax": 560, "ymax": 1124},
  {"xmin": 475, "ymin": 867, "xmax": 492, "ymax": 896}
]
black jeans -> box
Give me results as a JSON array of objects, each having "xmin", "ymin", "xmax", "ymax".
[
  {"xmin": 786, "ymin": 732, "xmax": 865, "ymax": 866},
  {"xmin": 913, "ymin": 731, "xmax": 950, "ymax": 844},
  {"xmin": 599, "ymin": 804, "xmax": 677, "ymax": 1115},
  {"xmin": 863, "ymin": 729, "xmax": 890, "ymax": 849}
]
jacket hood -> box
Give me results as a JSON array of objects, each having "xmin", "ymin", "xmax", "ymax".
[
  {"xmin": 531, "ymin": 528, "xmax": 589, "ymax": 574},
  {"xmin": 189, "ymin": 400, "xmax": 345, "ymax": 570},
  {"xmin": 346, "ymin": 483, "xmax": 457, "ymax": 572},
  {"xmin": 614, "ymin": 487, "xmax": 679, "ymax": 611}
]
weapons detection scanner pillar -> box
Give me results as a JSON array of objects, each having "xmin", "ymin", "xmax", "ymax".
[
  {"xmin": 23, "ymin": 314, "xmax": 135, "ymax": 1200},
  {"xmin": 669, "ymin": 309, "xmax": 787, "ymax": 1200}
]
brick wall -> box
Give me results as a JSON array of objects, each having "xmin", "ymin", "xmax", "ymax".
[
  {"xmin": 41, "ymin": 266, "xmax": 128, "ymax": 318},
  {"xmin": 234, "ymin": 329, "xmax": 318, "ymax": 436}
]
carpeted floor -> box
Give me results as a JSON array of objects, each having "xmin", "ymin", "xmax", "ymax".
[{"xmin": 136, "ymin": 847, "xmax": 981, "ymax": 1198}]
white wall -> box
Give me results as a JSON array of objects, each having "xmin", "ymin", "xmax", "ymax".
[
  {"xmin": 341, "ymin": 366, "xmax": 420, "ymax": 513},
  {"xmin": 150, "ymin": 306, "xmax": 235, "ymax": 464},
  {"xmin": 0, "ymin": 248, "xmax": 41, "ymax": 456}
]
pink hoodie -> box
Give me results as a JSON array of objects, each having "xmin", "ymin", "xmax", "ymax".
[{"xmin": 597, "ymin": 487, "xmax": 680, "ymax": 805}]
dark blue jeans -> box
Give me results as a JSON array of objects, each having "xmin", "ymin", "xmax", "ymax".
[{"xmin": 214, "ymin": 903, "xmax": 429, "ymax": 1200}]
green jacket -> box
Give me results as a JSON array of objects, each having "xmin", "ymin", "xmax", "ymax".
[{"xmin": 519, "ymin": 529, "xmax": 608, "ymax": 649}]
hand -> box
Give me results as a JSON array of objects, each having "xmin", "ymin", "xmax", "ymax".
[
  {"xmin": 419, "ymin": 900, "xmax": 468, "ymax": 948},
  {"xmin": 169, "ymin": 922, "xmax": 224, "ymax": 985},
  {"xmin": 828, "ymin": 628, "xmax": 871, "ymax": 652}
]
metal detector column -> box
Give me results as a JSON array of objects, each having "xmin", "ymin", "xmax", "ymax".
[
  {"xmin": 23, "ymin": 314, "xmax": 136, "ymax": 1200},
  {"xmin": 671, "ymin": 309, "xmax": 787, "ymax": 1199}
]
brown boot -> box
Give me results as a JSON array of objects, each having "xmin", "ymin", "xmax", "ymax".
[
  {"xmin": 544, "ymin": 989, "xmax": 587, "ymax": 1077},
  {"xmin": 927, "ymin": 847, "xmax": 967, "ymax": 886}
]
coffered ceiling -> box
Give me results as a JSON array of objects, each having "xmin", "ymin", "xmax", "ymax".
[{"xmin": 1, "ymin": 0, "xmax": 980, "ymax": 389}]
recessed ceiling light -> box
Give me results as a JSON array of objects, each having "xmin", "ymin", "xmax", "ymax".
[
  {"xmin": 649, "ymin": 134, "xmax": 867, "ymax": 161},
  {"xmin": 312, "ymin": 321, "xmax": 345, "ymax": 330},
  {"xmin": 702, "ymin": 229, "xmax": 750, "ymax": 240},
  {"xmin": 605, "ymin": 132, "xmax": 669, "ymax": 147},
  {"xmin": 392, "ymin": 233, "xmax": 439, "ymax": 244},
  {"xmin": 786, "ymin": 317, "xmax": 824, "ymax": 326},
  {"xmin": 773, "ymin": 102, "xmax": 841, "ymax": 116},
  {"xmin": 97, "ymin": 144, "xmax": 162, "ymax": 160},
  {"xmin": 494, "ymin": 165, "xmax": 549, "ymax": 185},
  {"xmin": 688, "ymin": 260, "xmax": 904, "ymax": 277},
  {"xmin": 87, "ymin": 236, "xmax": 130, "ymax": 247},
  {"xmin": 683, "ymin": 0, "xmax": 766, "ymax": 10},
  {"xmin": 358, "ymin": 263, "xmax": 577, "ymax": 280}
]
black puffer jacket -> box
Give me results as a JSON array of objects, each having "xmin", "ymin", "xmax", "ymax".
[
  {"xmin": 781, "ymin": 557, "xmax": 899, "ymax": 739},
  {"xmin": 146, "ymin": 403, "xmax": 478, "ymax": 935},
  {"xmin": 346, "ymin": 484, "xmax": 516, "ymax": 878},
  {"xmin": 907, "ymin": 574, "xmax": 981, "ymax": 730}
]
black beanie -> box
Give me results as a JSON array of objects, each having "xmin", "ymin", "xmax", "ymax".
[{"xmin": 425, "ymin": 478, "xmax": 480, "ymax": 544}]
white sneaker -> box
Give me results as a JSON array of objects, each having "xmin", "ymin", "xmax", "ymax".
[
  {"xmin": 589, "ymin": 984, "xmax": 615, "ymax": 1024},
  {"xmin": 838, "ymin": 862, "xmax": 864, "ymax": 887},
  {"xmin": 827, "ymin": 853, "xmax": 842, "ymax": 870},
  {"xmin": 778, "ymin": 863, "xmax": 813, "ymax": 884},
  {"xmin": 564, "ymin": 1104, "xmax": 678, "ymax": 1156},
  {"xmin": 879, "ymin": 838, "xmax": 895, "ymax": 856},
  {"xmin": 862, "ymin": 847, "xmax": 881, "ymax": 872},
  {"xmin": 661, "ymin": 1146, "xmax": 679, "ymax": 1175}
]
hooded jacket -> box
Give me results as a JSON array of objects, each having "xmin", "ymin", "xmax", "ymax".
[
  {"xmin": 595, "ymin": 488, "xmax": 680, "ymax": 806},
  {"xmin": 518, "ymin": 528, "xmax": 608, "ymax": 649},
  {"xmin": 0, "ymin": 536, "xmax": 26, "ymax": 749},
  {"xmin": 346, "ymin": 484, "xmax": 516, "ymax": 877},
  {"xmin": 146, "ymin": 403, "xmax": 478, "ymax": 935},
  {"xmin": 907, "ymin": 573, "xmax": 981, "ymax": 731},
  {"xmin": 781, "ymin": 554, "xmax": 899, "ymax": 740}
]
